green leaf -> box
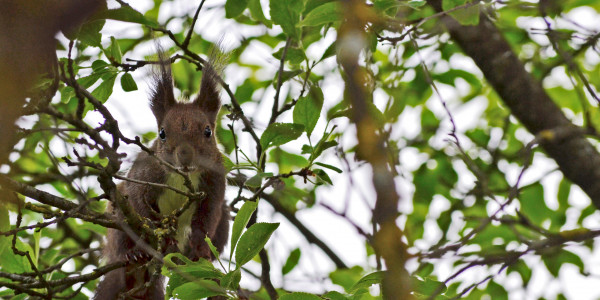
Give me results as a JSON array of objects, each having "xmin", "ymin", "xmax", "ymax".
[
  {"xmin": 109, "ymin": 36, "xmax": 122, "ymax": 63},
  {"xmin": 408, "ymin": 0, "xmax": 426, "ymax": 9},
  {"xmin": 77, "ymin": 19, "xmax": 105, "ymax": 47},
  {"xmin": 293, "ymin": 85, "xmax": 324, "ymax": 136},
  {"xmin": 329, "ymin": 266, "xmax": 364, "ymax": 292},
  {"xmin": 275, "ymin": 69, "xmax": 304, "ymax": 86},
  {"xmin": 313, "ymin": 168, "xmax": 332, "ymax": 185},
  {"xmin": 288, "ymin": 47, "xmax": 307, "ymax": 65},
  {"xmin": 280, "ymin": 292, "xmax": 323, "ymax": 300},
  {"xmin": 226, "ymin": 0, "xmax": 250, "ymax": 18},
  {"xmin": 114, "ymin": 38, "xmax": 139, "ymax": 53},
  {"xmin": 411, "ymin": 276, "xmax": 447, "ymax": 295},
  {"xmin": 141, "ymin": 131, "xmax": 157, "ymax": 143},
  {"xmin": 205, "ymin": 236, "xmax": 221, "ymax": 259},
  {"xmin": 320, "ymin": 41, "xmax": 337, "ymax": 62},
  {"xmin": 298, "ymin": 2, "xmax": 342, "ymax": 27},
  {"xmin": 415, "ymin": 263, "xmax": 434, "ymax": 278},
  {"xmin": 97, "ymin": 6, "xmax": 158, "ymax": 26},
  {"xmin": 314, "ymin": 162, "xmax": 342, "ymax": 173},
  {"xmin": 260, "ymin": 123, "xmax": 304, "ymax": 149},
  {"xmin": 465, "ymin": 128, "xmax": 490, "ymax": 148},
  {"xmin": 172, "ymin": 59, "xmax": 200, "ymax": 95},
  {"xmin": 433, "ymin": 68, "xmax": 481, "ymax": 89},
  {"xmin": 486, "ymin": 281, "xmax": 508, "ymax": 300},
  {"xmin": 77, "ymin": 73, "xmax": 102, "ymax": 90},
  {"xmin": 269, "ymin": 148, "xmax": 309, "ymax": 173},
  {"xmin": 507, "ymin": 259, "xmax": 532, "ymax": 285},
  {"xmin": 0, "ymin": 237, "xmax": 34, "ymax": 273},
  {"xmin": 33, "ymin": 229, "xmax": 40, "ymax": 266},
  {"xmin": 328, "ymin": 108, "xmax": 351, "ymax": 120},
  {"xmin": 543, "ymin": 249, "xmax": 585, "ymax": 277},
  {"xmin": 120, "ymin": 73, "xmax": 138, "ymax": 92},
  {"xmin": 245, "ymin": 172, "xmax": 273, "ymax": 188},
  {"xmin": 230, "ymin": 201, "xmax": 258, "ymax": 260},
  {"xmin": 273, "ymin": 46, "xmax": 307, "ymax": 65},
  {"xmin": 222, "ymin": 154, "xmax": 235, "ymax": 173},
  {"xmin": 442, "ymin": 0, "xmax": 479, "ymax": 26},
  {"xmin": 373, "ymin": 0, "xmax": 400, "ymax": 15},
  {"xmin": 92, "ymin": 60, "xmax": 110, "ymax": 72},
  {"xmin": 578, "ymin": 205, "xmax": 596, "ymax": 225},
  {"xmin": 272, "ymin": 177, "xmax": 312, "ymax": 211},
  {"xmin": 551, "ymin": 179, "xmax": 571, "ymax": 230},
  {"xmin": 163, "ymin": 254, "xmax": 223, "ymax": 296},
  {"xmin": 519, "ymin": 183, "xmax": 552, "ymax": 224},
  {"xmin": 60, "ymin": 86, "xmax": 75, "ymax": 103},
  {"xmin": 323, "ymin": 291, "xmax": 349, "ymax": 300},
  {"xmin": 302, "ymin": 144, "xmax": 313, "ymax": 154},
  {"xmin": 162, "ymin": 253, "xmax": 222, "ymax": 279},
  {"xmin": 349, "ymin": 271, "xmax": 384, "ymax": 293},
  {"xmin": 91, "ymin": 73, "xmax": 117, "ymax": 103},
  {"xmin": 270, "ymin": 0, "xmax": 304, "ymax": 40},
  {"xmin": 310, "ymin": 139, "xmax": 337, "ymax": 161},
  {"xmin": 172, "ymin": 281, "xmax": 227, "ymax": 300},
  {"xmin": 282, "ymin": 248, "xmax": 301, "ymax": 275},
  {"xmin": 248, "ymin": 0, "xmax": 273, "ymax": 26},
  {"xmin": 547, "ymin": 86, "xmax": 582, "ymax": 114},
  {"xmin": 470, "ymin": 224, "xmax": 516, "ymax": 247},
  {"xmin": 557, "ymin": 179, "xmax": 571, "ymax": 212},
  {"xmin": 221, "ymin": 268, "xmax": 242, "ymax": 290},
  {"xmin": 235, "ymin": 222, "xmax": 279, "ymax": 267},
  {"xmin": 234, "ymin": 79, "xmax": 256, "ymax": 104},
  {"xmin": 0, "ymin": 204, "xmax": 9, "ymax": 258}
]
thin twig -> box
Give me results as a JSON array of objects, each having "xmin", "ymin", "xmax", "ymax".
[
  {"xmin": 269, "ymin": 37, "xmax": 292, "ymax": 125},
  {"xmin": 182, "ymin": 0, "xmax": 207, "ymax": 49},
  {"xmin": 377, "ymin": 1, "xmax": 484, "ymax": 44}
]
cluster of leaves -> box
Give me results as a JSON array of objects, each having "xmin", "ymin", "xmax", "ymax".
[
  {"xmin": 162, "ymin": 201, "xmax": 276, "ymax": 299},
  {"xmin": 3, "ymin": 0, "xmax": 600, "ymax": 299}
]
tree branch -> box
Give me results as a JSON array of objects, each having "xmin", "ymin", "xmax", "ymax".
[
  {"xmin": 426, "ymin": 0, "xmax": 600, "ymax": 208},
  {"xmin": 340, "ymin": 0, "xmax": 410, "ymax": 298},
  {"xmin": 181, "ymin": 0, "xmax": 206, "ymax": 49},
  {"xmin": 269, "ymin": 38, "xmax": 292, "ymax": 125},
  {"xmin": 259, "ymin": 249, "xmax": 278, "ymax": 300},
  {"xmin": 0, "ymin": 174, "xmax": 115, "ymax": 228},
  {"xmin": 261, "ymin": 193, "xmax": 348, "ymax": 269}
]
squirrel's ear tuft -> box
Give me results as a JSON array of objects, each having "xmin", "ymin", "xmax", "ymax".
[
  {"xmin": 194, "ymin": 46, "xmax": 226, "ymax": 123},
  {"xmin": 150, "ymin": 43, "xmax": 176, "ymax": 127}
]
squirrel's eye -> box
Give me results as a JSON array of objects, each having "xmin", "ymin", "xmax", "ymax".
[
  {"xmin": 159, "ymin": 128, "xmax": 166, "ymax": 140},
  {"xmin": 204, "ymin": 126, "xmax": 212, "ymax": 138}
]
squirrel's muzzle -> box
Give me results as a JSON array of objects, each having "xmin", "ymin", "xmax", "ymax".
[{"xmin": 175, "ymin": 143, "xmax": 194, "ymax": 168}]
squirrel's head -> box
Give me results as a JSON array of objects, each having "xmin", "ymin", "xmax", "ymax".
[{"xmin": 149, "ymin": 50, "xmax": 223, "ymax": 174}]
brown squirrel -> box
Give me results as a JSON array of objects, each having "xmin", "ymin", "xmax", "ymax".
[{"xmin": 94, "ymin": 51, "xmax": 230, "ymax": 299}]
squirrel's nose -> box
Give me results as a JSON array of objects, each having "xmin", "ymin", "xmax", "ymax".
[{"xmin": 176, "ymin": 144, "xmax": 194, "ymax": 167}]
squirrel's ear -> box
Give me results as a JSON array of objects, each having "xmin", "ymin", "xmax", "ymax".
[
  {"xmin": 150, "ymin": 48, "xmax": 176, "ymax": 127},
  {"xmin": 194, "ymin": 48, "xmax": 225, "ymax": 123},
  {"xmin": 194, "ymin": 64, "xmax": 221, "ymax": 120}
]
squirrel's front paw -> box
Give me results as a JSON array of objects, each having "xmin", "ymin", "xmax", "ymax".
[{"xmin": 125, "ymin": 248, "xmax": 152, "ymax": 264}]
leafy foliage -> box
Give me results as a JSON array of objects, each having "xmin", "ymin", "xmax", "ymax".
[{"xmin": 2, "ymin": 0, "xmax": 600, "ymax": 299}]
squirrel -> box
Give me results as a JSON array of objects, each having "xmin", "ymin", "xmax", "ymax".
[{"xmin": 94, "ymin": 49, "xmax": 230, "ymax": 299}]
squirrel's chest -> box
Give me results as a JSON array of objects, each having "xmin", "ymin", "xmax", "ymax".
[{"xmin": 157, "ymin": 173, "xmax": 201, "ymax": 250}]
